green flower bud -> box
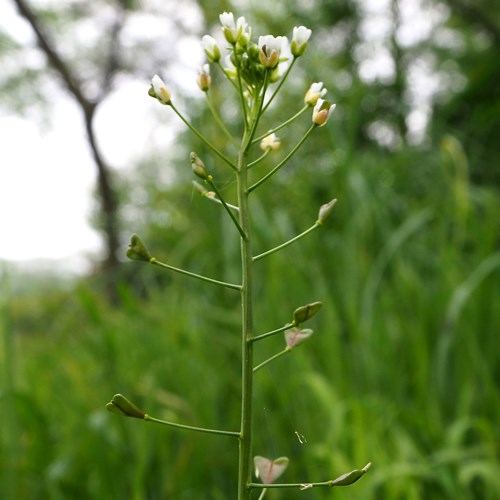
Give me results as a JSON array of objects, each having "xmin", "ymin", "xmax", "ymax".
[
  {"xmin": 317, "ymin": 198, "xmax": 337, "ymax": 224},
  {"xmin": 293, "ymin": 301, "xmax": 322, "ymax": 325},
  {"xmin": 106, "ymin": 394, "xmax": 145, "ymax": 419},
  {"xmin": 190, "ymin": 152, "xmax": 209, "ymax": 180},
  {"xmin": 126, "ymin": 234, "xmax": 152, "ymax": 262}
]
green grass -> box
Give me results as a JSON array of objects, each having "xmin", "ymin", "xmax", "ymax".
[{"xmin": 1, "ymin": 145, "xmax": 499, "ymax": 498}]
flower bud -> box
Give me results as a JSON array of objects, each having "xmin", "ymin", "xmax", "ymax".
[
  {"xmin": 254, "ymin": 456, "xmax": 289, "ymax": 484},
  {"xmin": 293, "ymin": 301, "xmax": 322, "ymax": 324},
  {"xmin": 106, "ymin": 394, "xmax": 145, "ymax": 419},
  {"xmin": 317, "ymin": 198, "xmax": 337, "ymax": 224},
  {"xmin": 197, "ymin": 64, "xmax": 211, "ymax": 92},
  {"xmin": 312, "ymin": 99, "xmax": 336, "ymax": 127},
  {"xmin": 201, "ymin": 35, "xmax": 221, "ymax": 63},
  {"xmin": 285, "ymin": 327, "xmax": 314, "ymax": 348},
  {"xmin": 291, "ymin": 26, "xmax": 312, "ymax": 57},
  {"xmin": 190, "ymin": 152, "xmax": 209, "ymax": 180},
  {"xmin": 150, "ymin": 75, "xmax": 171, "ymax": 105},
  {"xmin": 260, "ymin": 133, "xmax": 281, "ymax": 151},
  {"xmin": 126, "ymin": 234, "xmax": 152, "ymax": 262},
  {"xmin": 304, "ymin": 82, "xmax": 327, "ymax": 107}
]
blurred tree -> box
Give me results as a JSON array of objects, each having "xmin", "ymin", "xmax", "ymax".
[
  {"xmin": 431, "ymin": 0, "xmax": 500, "ymax": 185},
  {"xmin": 1, "ymin": 0, "xmax": 207, "ymax": 275}
]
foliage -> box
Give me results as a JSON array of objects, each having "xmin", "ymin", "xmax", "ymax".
[{"xmin": 1, "ymin": 0, "xmax": 500, "ymax": 497}]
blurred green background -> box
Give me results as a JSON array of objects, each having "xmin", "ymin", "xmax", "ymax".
[{"xmin": 1, "ymin": 0, "xmax": 499, "ymax": 498}]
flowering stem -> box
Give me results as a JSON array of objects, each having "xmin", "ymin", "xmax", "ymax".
[
  {"xmin": 252, "ymin": 105, "xmax": 309, "ymax": 145},
  {"xmin": 237, "ymin": 112, "xmax": 257, "ymax": 500},
  {"xmin": 169, "ymin": 102, "xmax": 237, "ymax": 171},
  {"xmin": 206, "ymin": 93, "xmax": 239, "ymax": 147},
  {"xmin": 247, "ymin": 149, "xmax": 271, "ymax": 169},
  {"xmin": 253, "ymin": 222, "xmax": 320, "ymax": 261},
  {"xmin": 257, "ymin": 488, "xmax": 268, "ymax": 500},
  {"xmin": 261, "ymin": 56, "xmax": 297, "ymax": 114},
  {"xmin": 149, "ymin": 258, "xmax": 242, "ymax": 290},
  {"xmin": 251, "ymin": 323, "xmax": 292, "ymax": 343},
  {"xmin": 247, "ymin": 123, "xmax": 317, "ymax": 193},
  {"xmin": 144, "ymin": 414, "xmax": 240, "ymax": 437},
  {"xmin": 234, "ymin": 53, "xmax": 250, "ymax": 126},
  {"xmin": 206, "ymin": 176, "xmax": 247, "ymax": 239},
  {"xmin": 253, "ymin": 347, "xmax": 291, "ymax": 373},
  {"xmin": 217, "ymin": 60, "xmax": 239, "ymax": 91}
]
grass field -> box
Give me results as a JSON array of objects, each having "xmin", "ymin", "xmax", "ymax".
[{"xmin": 2, "ymin": 140, "xmax": 499, "ymax": 499}]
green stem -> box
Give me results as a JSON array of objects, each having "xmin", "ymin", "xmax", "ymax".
[
  {"xmin": 251, "ymin": 323, "xmax": 292, "ymax": 343},
  {"xmin": 144, "ymin": 414, "xmax": 239, "ymax": 437},
  {"xmin": 257, "ymin": 488, "xmax": 268, "ymax": 500},
  {"xmin": 169, "ymin": 102, "xmax": 237, "ymax": 171},
  {"xmin": 251, "ymin": 105, "xmax": 309, "ymax": 145},
  {"xmin": 248, "ymin": 123, "xmax": 317, "ymax": 193},
  {"xmin": 253, "ymin": 223, "xmax": 320, "ymax": 261},
  {"xmin": 261, "ymin": 57, "xmax": 297, "ymax": 114},
  {"xmin": 207, "ymin": 176, "xmax": 247, "ymax": 239},
  {"xmin": 245, "ymin": 71, "xmax": 269, "ymax": 149},
  {"xmin": 237, "ymin": 130, "xmax": 255, "ymax": 500},
  {"xmin": 253, "ymin": 348, "xmax": 291, "ymax": 373},
  {"xmin": 150, "ymin": 258, "xmax": 242, "ymax": 291},
  {"xmin": 206, "ymin": 93, "xmax": 238, "ymax": 148},
  {"xmin": 248, "ymin": 149, "xmax": 270, "ymax": 169}
]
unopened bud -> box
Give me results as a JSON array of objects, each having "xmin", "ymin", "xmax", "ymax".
[
  {"xmin": 197, "ymin": 64, "xmax": 211, "ymax": 92},
  {"xmin": 190, "ymin": 152, "xmax": 209, "ymax": 180},
  {"xmin": 312, "ymin": 99, "xmax": 336, "ymax": 127},
  {"xmin": 317, "ymin": 198, "xmax": 337, "ymax": 224}
]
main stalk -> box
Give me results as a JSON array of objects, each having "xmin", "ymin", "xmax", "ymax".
[{"xmin": 237, "ymin": 139, "xmax": 254, "ymax": 499}]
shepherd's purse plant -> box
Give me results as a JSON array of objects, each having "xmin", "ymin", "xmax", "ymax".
[{"xmin": 106, "ymin": 12, "xmax": 370, "ymax": 499}]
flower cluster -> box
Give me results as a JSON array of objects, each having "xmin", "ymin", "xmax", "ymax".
[{"xmin": 149, "ymin": 11, "xmax": 337, "ymax": 127}]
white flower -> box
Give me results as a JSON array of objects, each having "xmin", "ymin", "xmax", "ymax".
[
  {"xmin": 304, "ymin": 82, "xmax": 327, "ymax": 106},
  {"xmin": 219, "ymin": 11, "xmax": 249, "ymax": 44},
  {"xmin": 291, "ymin": 26, "xmax": 312, "ymax": 56},
  {"xmin": 260, "ymin": 133, "xmax": 281, "ymax": 151},
  {"xmin": 201, "ymin": 35, "xmax": 221, "ymax": 63},
  {"xmin": 312, "ymin": 98, "xmax": 336, "ymax": 126},
  {"xmin": 258, "ymin": 35, "xmax": 286, "ymax": 68},
  {"xmin": 151, "ymin": 74, "xmax": 171, "ymax": 104}
]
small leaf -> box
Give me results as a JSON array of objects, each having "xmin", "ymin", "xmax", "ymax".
[
  {"xmin": 293, "ymin": 301, "xmax": 322, "ymax": 325},
  {"xmin": 254, "ymin": 456, "xmax": 289, "ymax": 484},
  {"xmin": 330, "ymin": 462, "xmax": 371, "ymax": 486}
]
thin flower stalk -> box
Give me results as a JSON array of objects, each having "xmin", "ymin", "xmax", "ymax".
[{"xmin": 248, "ymin": 122, "xmax": 316, "ymax": 193}]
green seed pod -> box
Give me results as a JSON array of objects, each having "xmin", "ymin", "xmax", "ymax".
[
  {"xmin": 293, "ymin": 301, "xmax": 322, "ymax": 325},
  {"xmin": 126, "ymin": 234, "xmax": 152, "ymax": 262},
  {"xmin": 330, "ymin": 463, "xmax": 371, "ymax": 486},
  {"xmin": 106, "ymin": 394, "xmax": 145, "ymax": 419}
]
